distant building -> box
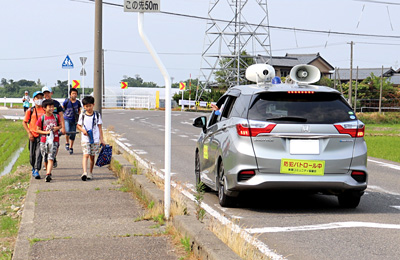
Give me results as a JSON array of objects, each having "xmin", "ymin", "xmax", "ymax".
[
  {"xmin": 335, "ymin": 67, "xmax": 400, "ymax": 87},
  {"xmin": 256, "ymin": 53, "xmax": 334, "ymax": 78}
]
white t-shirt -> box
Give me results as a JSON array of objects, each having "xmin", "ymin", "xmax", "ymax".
[{"xmin": 78, "ymin": 112, "xmax": 103, "ymax": 143}]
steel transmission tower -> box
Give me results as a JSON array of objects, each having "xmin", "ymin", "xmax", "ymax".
[{"xmin": 196, "ymin": 0, "xmax": 272, "ymax": 100}]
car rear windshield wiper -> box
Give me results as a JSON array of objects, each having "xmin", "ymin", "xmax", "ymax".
[{"xmin": 266, "ymin": 116, "xmax": 308, "ymax": 122}]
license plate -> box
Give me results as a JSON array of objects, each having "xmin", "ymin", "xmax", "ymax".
[
  {"xmin": 280, "ymin": 159, "xmax": 325, "ymax": 176},
  {"xmin": 290, "ymin": 139, "xmax": 319, "ymax": 155}
]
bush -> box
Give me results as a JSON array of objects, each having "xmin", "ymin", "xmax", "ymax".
[{"xmin": 356, "ymin": 112, "xmax": 400, "ymax": 124}]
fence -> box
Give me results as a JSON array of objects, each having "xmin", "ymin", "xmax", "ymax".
[{"xmin": 102, "ymin": 95, "xmax": 151, "ymax": 109}]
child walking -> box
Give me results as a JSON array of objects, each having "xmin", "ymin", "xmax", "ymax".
[
  {"xmin": 22, "ymin": 91, "xmax": 45, "ymax": 179},
  {"xmin": 36, "ymin": 99, "xmax": 62, "ymax": 182},
  {"xmin": 76, "ymin": 96, "xmax": 105, "ymax": 181}
]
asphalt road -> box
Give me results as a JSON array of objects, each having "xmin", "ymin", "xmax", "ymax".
[
  {"xmin": 2, "ymin": 108, "xmax": 399, "ymax": 260},
  {"xmin": 102, "ymin": 109, "xmax": 400, "ymax": 260}
]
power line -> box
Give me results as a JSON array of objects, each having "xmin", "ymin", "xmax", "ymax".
[
  {"xmin": 77, "ymin": 0, "xmax": 400, "ymax": 39},
  {"xmin": 0, "ymin": 51, "xmax": 93, "ymax": 61}
]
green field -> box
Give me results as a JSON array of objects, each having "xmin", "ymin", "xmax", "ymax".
[
  {"xmin": 0, "ymin": 120, "xmax": 27, "ymax": 174},
  {"xmin": 364, "ymin": 124, "xmax": 400, "ymax": 163},
  {"xmin": 0, "ymin": 119, "xmax": 30, "ymax": 260}
]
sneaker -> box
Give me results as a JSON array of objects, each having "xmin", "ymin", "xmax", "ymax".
[
  {"xmin": 65, "ymin": 143, "xmax": 69, "ymax": 151},
  {"xmin": 43, "ymin": 165, "xmax": 46, "ymax": 170},
  {"xmin": 32, "ymin": 170, "xmax": 41, "ymax": 179},
  {"xmin": 87, "ymin": 173, "xmax": 93, "ymax": 180},
  {"xmin": 45, "ymin": 174, "xmax": 52, "ymax": 182},
  {"xmin": 53, "ymin": 158, "xmax": 57, "ymax": 168},
  {"xmin": 69, "ymin": 148, "xmax": 73, "ymax": 155},
  {"xmin": 81, "ymin": 173, "xmax": 87, "ymax": 181}
]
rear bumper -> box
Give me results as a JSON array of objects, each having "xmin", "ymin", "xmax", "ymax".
[{"xmin": 226, "ymin": 172, "xmax": 367, "ymax": 193}]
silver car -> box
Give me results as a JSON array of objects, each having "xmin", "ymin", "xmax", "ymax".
[{"xmin": 193, "ymin": 65, "xmax": 367, "ymax": 208}]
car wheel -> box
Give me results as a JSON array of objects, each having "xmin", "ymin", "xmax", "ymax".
[
  {"xmin": 338, "ymin": 191, "xmax": 362, "ymax": 208},
  {"xmin": 195, "ymin": 151, "xmax": 211, "ymax": 192},
  {"xmin": 217, "ymin": 161, "xmax": 235, "ymax": 207}
]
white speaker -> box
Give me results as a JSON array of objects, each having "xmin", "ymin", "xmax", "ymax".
[
  {"xmin": 289, "ymin": 64, "xmax": 321, "ymax": 84},
  {"xmin": 245, "ymin": 64, "xmax": 276, "ymax": 84}
]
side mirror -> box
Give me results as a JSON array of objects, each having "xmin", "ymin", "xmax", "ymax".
[{"xmin": 193, "ymin": 116, "xmax": 207, "ymax": 133}]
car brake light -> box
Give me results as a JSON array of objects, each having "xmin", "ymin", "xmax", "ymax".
[
  {"xmin": 238, "ymin": 170, "xmax": 255, "ymax": 182},
  {"xmin": 236, "ymin": 123, "xmax": 276, "ymax": 137},
  {"xmin": 334, "ymin": 124, "xmax": 365, "ymax": 138},
  {"xmin": 351, "ymin": 171, "xmax": 367, "ymax": 182},
  {"xmin": 287, "ymin": 91, "xmax": 315, "ymax": 94}
]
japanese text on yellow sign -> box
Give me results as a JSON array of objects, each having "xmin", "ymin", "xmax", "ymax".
[{"xmin": 280, "ymin": 159, "xmax": 325, "ymax": 176}]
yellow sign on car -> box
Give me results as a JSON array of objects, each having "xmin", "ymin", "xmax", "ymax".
[
  {"xmin": 280, "ymin": 159, "xmax": 325, "ymax": 176},
  {"xmin": 204, "ymin": 145, "xmax": 208, "ymax": 159}
]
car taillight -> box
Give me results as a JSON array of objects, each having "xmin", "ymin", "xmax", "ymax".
[
  {"xmin": 236, "ymin": 123, "xmax": 276, "ymax": 137},
  {"xmin": 334, "ymin": 124, "xmax": 365, "ymax": 138},
  {"xmin": 238, "ymin": 170, "xmax": 255, "ymax": 181},
  {"xmin": 351, "ymin": 171, "xmax": 367, "ymax": 182},
  {"xmin": 287, "ymin": 91, "xmax": 315, "ymax": 94}
]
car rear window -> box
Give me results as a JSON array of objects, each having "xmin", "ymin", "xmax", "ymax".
[{"xmin": 248, "ymin": 92, "xmax": 356, "ymax": 124}]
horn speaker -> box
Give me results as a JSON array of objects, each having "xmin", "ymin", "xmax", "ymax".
[
  {"xmin": 246, "ymin": 64, "xmax": 276, "ymax": 83},
  {"xmin": 289, "ymin": 64, "xmax": 321, "ymax": 84}
]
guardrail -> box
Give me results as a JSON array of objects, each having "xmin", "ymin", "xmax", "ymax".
[{"xmin": 1, "ymin": 98, "xmax": 65, "ymax": 108}]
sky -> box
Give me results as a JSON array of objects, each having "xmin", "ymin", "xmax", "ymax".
[{"xmin": 1, "ymin": 0, "xmax": 400, "ymax": 89}]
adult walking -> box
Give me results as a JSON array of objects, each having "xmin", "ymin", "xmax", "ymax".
[
  {"xmin": 22, "ymin": 90, "xmax": 30, "ymax": 112},
  {"xmin": 62, "ymin": 88, "xmax": 82, "ymax": 155}
]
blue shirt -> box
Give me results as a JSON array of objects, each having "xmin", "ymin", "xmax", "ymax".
[{"xmin": 62, "ymin": 99, "xmax": 82, "ymax": 121}]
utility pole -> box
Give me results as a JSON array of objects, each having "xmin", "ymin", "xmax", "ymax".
[
  {"xmin": 348, "ymin": 41, "xmax": 354, "ymax": 106},
  {"xmin": 354, "ymin": 66, "xmax": 359, "ymax": 112},
  {"xmin": 94, "ymin": 0, "xmax": 103, "ymax": 114},
  {"xmin": 379, "ymin": 66, "xmax": 383, "ymax": 113}
]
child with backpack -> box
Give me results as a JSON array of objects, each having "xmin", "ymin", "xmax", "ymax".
[
  {"xmin": 22, "ymin": 91, "xmax": 45, "ymax": 179},
  {"xmin": 76, "ymin": 96, "xmax": 105, "ymax": 181},
  {"xmin": 36, "ymin": 99, "xmax": 62, "ymax": 182},
  {"xmin": 62, "ymin": 88, "xmax": 82, "ymax": 155}
]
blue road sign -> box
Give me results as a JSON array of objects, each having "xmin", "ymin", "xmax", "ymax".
[{"xmin": 62, "ymin": 55, "xmax": 74, "ymax": 69}]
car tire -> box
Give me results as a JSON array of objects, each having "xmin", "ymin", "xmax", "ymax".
[
  {"xmin": 338, "ymin": 191, "xmax": 362, "ymax": 208},
  {"xmin": 195, "ymin": 151, "xmax": 211, "ymax": 192},
  {"xmin": 217, "ymin": 161, "xmax": 235, "ymax": 207}
]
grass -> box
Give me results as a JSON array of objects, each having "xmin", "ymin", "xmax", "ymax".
[
  {"xmin": 364, "ymin": 123, "xmax": 400, "ymax": 163},
  {"xmin": 0, "ymin": 120, "xmax": 30, "ymax": 260},
  {"xmin": 0, "ymin": 120, "xmax": 27, "ymax": 174}
]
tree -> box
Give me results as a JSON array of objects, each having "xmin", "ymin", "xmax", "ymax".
[{"xmin": 214, "ymin": 50, "xmax": 255, "ymax": 89}]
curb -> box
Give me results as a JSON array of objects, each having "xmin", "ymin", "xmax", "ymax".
[{"xmin": 110, "ymin": 153, "xmax": 241, "ymax": 260}]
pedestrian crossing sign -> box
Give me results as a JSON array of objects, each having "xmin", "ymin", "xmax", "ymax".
[{"xmin": 62, "ymin": 55, "xmax": 74, "ymax": 69}]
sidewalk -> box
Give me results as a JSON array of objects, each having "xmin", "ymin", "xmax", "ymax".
[{"xmin": 13, "ymin": 136, "xmax": 178, "ymax": 260}]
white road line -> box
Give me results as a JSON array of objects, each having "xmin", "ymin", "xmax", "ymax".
[
  {"xmin": 391, "ymin": 206, "xmax": 400, "ymax": 210},
  {"xmin": 190, "ymin": 139, "xmax": 198, "ymax": 142},
  {"xmin": 133, "ymin": 149, "xmax": 148, "ymax": 155},
  {"xmin": 124, "ymin": 143, "xmax": 132, "ymax": 147},
  {"xmin": 368, "ymin": 158, "xmax": 400, "ymax": 171},
  {"xmin": 368, "ymin": 185, "xmax": 400, "ymax": 196},
  {"xmin": 179, "ymin": 135, "xmax": 188, "ymax": 138},
  {"xmin": 118, "ymin": 138, "xmax": 128, "ymax": 141},
  {"xmin": 245, "ymin": 222, "xmax": 400, "ymax": 234},
  {"xmin": 112, "ymin": 139, "xmax": 285, "ymax": 260}
]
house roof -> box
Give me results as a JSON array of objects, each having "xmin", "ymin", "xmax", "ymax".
[
  {"xmin": 335, "ymin": 68, "xmax": 395, "ymax": 81},
  {"xmin": 255, "ymin": 53, "xmax": 334, "ymax": 70}
]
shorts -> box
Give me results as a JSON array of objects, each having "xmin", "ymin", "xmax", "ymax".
[
  {"xmin": 40, "ymin": 142, "xmax": 59, "ymax": 162},
  {"xmin": 65, "ymin": 119, "xmax": 77, "ymax": 140},
  {"xmin": 81, "ymin": 142, "xmax": 101, "ymax": 156}
]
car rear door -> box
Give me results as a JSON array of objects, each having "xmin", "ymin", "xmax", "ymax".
[{"xmin": 247, "ymin": 91, "xmax": 364, "ymax": 175}]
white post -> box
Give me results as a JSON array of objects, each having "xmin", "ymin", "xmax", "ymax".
[
  {"xmin": 181, "ymin": 89, "xmax": 184, "ymax": 111},
  {"xmin": 68, "ymin": 69, "xmax": 71, "ymax": 98},
  {"xmin": 82, "ymin": 70, "xmax": 85, "ymax": 98},
  {"xmin": 138, "ymin": 12, "xmax": 172, "ymax": 220},
  {"xmin": 123, "ymin": 89, "xmax": 125, "ymax": 109}
]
